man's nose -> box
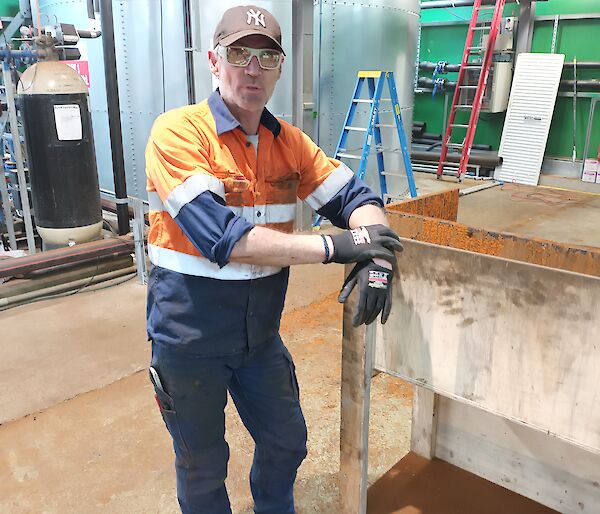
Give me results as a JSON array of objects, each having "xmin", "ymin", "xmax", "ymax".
[{"xmin": 245, "ymin": 56, "xmax": 262, "ymax": 75}]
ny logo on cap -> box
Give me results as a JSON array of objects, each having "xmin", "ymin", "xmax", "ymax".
[{"xmin": 246, "ymin": 8, "xmax": 266, "ymax": 27}]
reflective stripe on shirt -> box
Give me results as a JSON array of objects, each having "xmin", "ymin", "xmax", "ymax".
[
  {"xmin": 304, "ymin": 162, "xmax": 354, "ymax": 210},
  {"xmin": 160, "ymin": 174, "xmax": 225, "ymax": 218},
  {"xmin": 149, "ymin": 191, "xmax": 295, "ymax": 227},
  {"xmin": 148, "ymin": 244, "xmax": 282, "ymax": 280}
]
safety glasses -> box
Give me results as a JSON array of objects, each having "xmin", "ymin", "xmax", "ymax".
[{"xmin": 216, "ymin": 45, "xmax": 283, "ymax": 70}]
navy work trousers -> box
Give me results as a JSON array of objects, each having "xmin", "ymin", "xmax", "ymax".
[{"xmin": 150, "ymin": 336, "xmax": 308, "ymax": 514}]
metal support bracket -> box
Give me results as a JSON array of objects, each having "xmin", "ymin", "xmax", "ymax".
[{"xmin": 131, "ymin": 197, "xmax": 147, "ymax": 285}]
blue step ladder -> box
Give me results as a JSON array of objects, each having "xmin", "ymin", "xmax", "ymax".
[{"xmin": 314, "ymin": 70, "xmax": 417, "ymax": 229}]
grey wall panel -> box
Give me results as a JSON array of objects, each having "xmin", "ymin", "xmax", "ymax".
[{"xmin": 314, "ymin": 0, "xmax": 420, "ymax": 197}]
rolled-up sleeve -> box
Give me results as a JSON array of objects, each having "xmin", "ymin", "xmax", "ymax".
[{"xmin": 145, "ymin": 113, "xmax": 254, "ymax": 267}]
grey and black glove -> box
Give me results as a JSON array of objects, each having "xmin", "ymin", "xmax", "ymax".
[
  {"xmin": 338, "ymin": 260, "xmax": 394, "ymax": 326},
  {"xmin": 328, "ymin": 224, "xmax": 402, "ymax": 265}
]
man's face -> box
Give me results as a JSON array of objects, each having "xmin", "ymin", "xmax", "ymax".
[{"xmin": 209, "ymin": 34, "xmax": 283, "ymax": 115}]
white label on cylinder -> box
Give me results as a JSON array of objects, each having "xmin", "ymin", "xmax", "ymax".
[{"xmin": 54, "ymin": 104, "xmax": 82, "ymax": 141}]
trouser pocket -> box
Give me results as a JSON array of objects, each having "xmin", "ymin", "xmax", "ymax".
[
  {"xmin": 281, "ymin": 347, "xmax": 300, "ymax": 401},
  {"xmin": 149, "ymin": 367, "xmax": 190, "ymax": 456}
]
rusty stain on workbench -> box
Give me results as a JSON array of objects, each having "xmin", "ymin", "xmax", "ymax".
[
  {"xmin": 385, "ymin": 190, "xmax": 600, "ymax": 278},
  {"xmin": 387, "ymin": 189, "xmax": 459, "ymax": 222}
]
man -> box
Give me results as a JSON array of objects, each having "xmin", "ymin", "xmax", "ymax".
[{"xmin": 145, "ymin": 5, "xmax": 402, "ymax": 513}]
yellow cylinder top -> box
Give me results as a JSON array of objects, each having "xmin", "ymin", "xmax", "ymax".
[{"xmin": 17, "ymin": 61, "xmax": 88, "ymax": 95}]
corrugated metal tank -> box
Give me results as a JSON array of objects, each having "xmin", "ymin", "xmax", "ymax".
[
  {"xmin": 314, "ymin": 0, "xmax": 420, "ymax": 198},
  {"xmin": 39, "ymin": 0, "xmax": 292, "ymax": 200},
  {"xmin": 40, "ymin": 0, "xmax": 419, "ymax": 201}
]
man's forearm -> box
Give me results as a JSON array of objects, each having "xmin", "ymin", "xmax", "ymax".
[
  {"xmin": 348, "ymin": 204, "xmax": 392, "ymax": 268},
  {"xmin": 229, "ymin": 226, "xmax": 331, "ymax": 267},
  {"xmin": 348, "ymin": 203, "xmax": 388, "ymax": 229}
]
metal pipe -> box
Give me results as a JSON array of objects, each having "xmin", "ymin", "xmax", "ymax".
[
  {"xmin": 419, "ymin": 76, "xmax": 600, "ymax": 92},
  {"xmin": 420, "ymin": 60, "xmax": 600, "ymax": 71},
  {"xmin": 182, "ymin": 0, "xmax": 195, "ymax": 105},
  {"xmin": 18, "ymin": 0, "xmax": 31, "ymax": 18},
  {"xmin": 0, "ymin": 266, "xmax": 136, "ymax": 310},
  {"xmin": 87, "ymin": 0, "xmax": 95, "ymax": 20},
  {"xmin": 411, "ymin": 149, "xmax": 502, "ymax": 167},
  {"xmin": 419, "ymin": 61, "xmax": 461, "ymax": 72},
  {"xmin": 0, "ymin": 236, "xmax": 134, "ymax": 278},
  {"xmin": 0, "ymin": 49, "xmax": 38, "ymax": 61},
  {"xmin": 560, "ymin": 80, "xmax": 600, "ymax": 91},
  {"xmin": 100, "ymin": 0, "xmax": 129, "ymax": 236},
  {"xmin": 0, "ymin": 168, "xmax": 17, "ymax": 250}
]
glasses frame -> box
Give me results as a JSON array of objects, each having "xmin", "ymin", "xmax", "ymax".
[{"xmin": 216, "ymin": 45, "xmax": 283, "ymax": 70}]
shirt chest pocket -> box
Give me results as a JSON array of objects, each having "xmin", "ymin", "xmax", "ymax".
[{"xmin": 264, "ymin": 172, "xmax": 300, "ymax": 205}]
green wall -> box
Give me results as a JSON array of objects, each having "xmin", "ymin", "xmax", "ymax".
[
  {"xmin": 416, "ymin": 0, "xmax": 600, "ymax": 158},
  {"xmin": 0, "ymin": 0, "xmax": 20, "ymax": 18}
]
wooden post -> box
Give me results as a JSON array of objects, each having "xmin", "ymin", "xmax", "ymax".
[
  {"xmin": 340, "ymin": 278, "xmax": 375, "ymax": 514},
  {"xmin": 410, "ymin": 387, "xmax": 439, "ymax": 459}
]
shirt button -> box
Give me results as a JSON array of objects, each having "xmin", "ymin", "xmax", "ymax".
[
  {"xmin": 246, "ymin": 142, "xmax": 251, "ymax": 148},
  {"xmin": 256, "ymin": 211, "xmax": 262, "ymax": 217}
]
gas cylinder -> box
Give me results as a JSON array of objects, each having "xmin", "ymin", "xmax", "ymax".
[{"xmin": 17, "ymin": 61, "xmax": 102, "ymax": 246}]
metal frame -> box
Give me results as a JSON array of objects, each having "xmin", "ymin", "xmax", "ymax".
[
  {"xmin": 2, "ymin": 62, "xmax": 36, "ymax": 254},
  {"xmin": 581, "ymin": 95, "xmax": 600, "ymax": 178},
  {"xmin": 131, "ymin": 197, "xmax": 147, "ymax": 285}
]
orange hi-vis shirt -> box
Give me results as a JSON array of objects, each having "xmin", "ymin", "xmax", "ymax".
[
  {"xmin": 145, "ymin": 91, "xmax": 382, "ymax": 353},
  {"xmin": 145, "ymin": 90, "xmax": 381, "ymax": 282}
]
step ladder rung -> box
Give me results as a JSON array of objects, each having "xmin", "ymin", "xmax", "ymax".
[
  {"xmin": 450, "ymin": 124, "xmax": 470, "ymax": 129},
  {"xmin": 447, "ymin": 143, "xmax": 464, "ymax": 150},
  {"xmin": 473, "ymin": 26, "xmax": 491, "ymax": 31},
  {"xmin": 440, "ymin": 161, "xmax": 460, "ymax": 167},
  {"xmin": 376, "ymin": 123, "xmax": 396, "ymax": 128},
  {"xmin": 336, "ymin": 152, "xmax": 362, "ymax": 160},
  {"xmin": 459, "ymin": 85, "xmax": 478, "ymax": 89},
  {"xmin": 345, "ymin": 126, "xmax": 367, "ymax": 132},
  {"xmin": 468, "ymin": 46, "xmax": 484, "ymax": 51},
  {"xmin": 464, "ymin": 65, "xmax": 483, "ymax": 69},
  {"xmin": 477, "ymin": 5, "xmax": 497, "ymax": 10},
  {"xmin": 352, "ymin": 99, "xmax": 373, "ymax": 104},
  {"xmin": 380, "ymin": 172, "xmax": 405, "ymax": 177},
  {"xmin": 455, "ymin": 105, "xmax": 474, "ymax": 110}
]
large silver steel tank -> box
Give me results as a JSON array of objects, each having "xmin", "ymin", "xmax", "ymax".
[{"xmin": 314, "ymin": 0, "xmax": 420, "ymax": 198}]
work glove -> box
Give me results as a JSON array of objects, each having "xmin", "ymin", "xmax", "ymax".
[
  {"xmin": 338, "ymin": 260, "xmax": 394, "ymax": 327},
  {"xmin": 328, "ymin": 224, "xmax": 402, "ymax": 266}
]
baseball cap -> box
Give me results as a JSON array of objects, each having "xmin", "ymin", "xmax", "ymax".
[{"xmin": 213, "ymin": 5, "xmax": 285, "ymax": 55}]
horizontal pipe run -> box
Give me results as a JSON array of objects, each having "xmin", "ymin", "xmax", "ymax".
[
  {"xmin": 411, "ymin": 149, "xmax": 502, "ymax": 168},
  {"xmin": 418, "ymin": 77, "xmax": 600, "ymax": 92},
  {"xmin": 0, "ymin": 266, "xmax": 136, "ymax": 310},
  {"xmin": 420, "ymin": 0, "xmax": 537, "ymax": 8},
  {"xmin": 0, "ymin": 236, "xmax": 134, "ymax": 278},
  {"xmin": 420, "ymin": 61, "xmax": 600, "ymax": 71}
]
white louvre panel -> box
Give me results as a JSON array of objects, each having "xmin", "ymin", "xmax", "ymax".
[{"xmin": 495, "ymin": 53, "xmax": 565, "ymax": 186}]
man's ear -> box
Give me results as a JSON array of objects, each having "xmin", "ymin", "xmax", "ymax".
[{"xmin": 208, "ymin": 49, "xmax": 219, "ymax": 76}]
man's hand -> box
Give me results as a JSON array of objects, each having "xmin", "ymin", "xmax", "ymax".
[
  {"xmin": 328, "ymin": 224, "xmax": 402, "ymax": 265},
  {"xmin": 338, "ymin": 259, "xmax": 394, "ymax": 326}
]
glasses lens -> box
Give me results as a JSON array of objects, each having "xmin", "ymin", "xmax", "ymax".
[
  {"xmin": 226, "ymin": 46, "xmax": 251, "ymax": 66},
  {"xmin": 257, "ymin": 49, "xmax": 281, "ymax": 69}
]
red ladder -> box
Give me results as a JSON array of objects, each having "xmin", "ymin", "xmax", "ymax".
[{"xmin": 436, "ymin": 0, "xmax": 507, "ymax": 181}]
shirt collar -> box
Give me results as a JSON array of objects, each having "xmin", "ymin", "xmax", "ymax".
[{"xmin": 207, "ymin": 89, "xmax": 281, "ymax": 138}]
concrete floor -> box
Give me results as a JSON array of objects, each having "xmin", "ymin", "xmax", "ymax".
[
  {"xmin": 1, "ymin": 172, "xmax": 598, "ymax": 513},
  {"xmin": 0, "ymin": 262, "xmax": 412, "ymax": 514}
]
